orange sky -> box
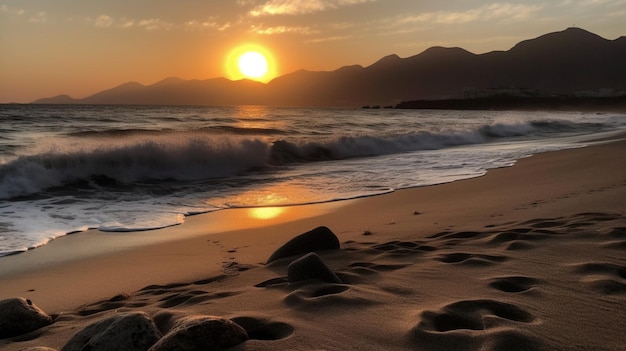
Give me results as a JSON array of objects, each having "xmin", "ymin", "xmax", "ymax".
[{"xmin": 1, "ymin": 0, "xmax": 624, "ymax": 103}]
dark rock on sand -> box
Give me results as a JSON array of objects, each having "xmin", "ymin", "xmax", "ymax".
[
  {"xmin": 149, "ymin": 315, "xmax": 248, "ymax": 351},
  {"xmin": 61, "ymin": 312, "xmax": 161, "ymax": 351},
  {"xmin": 0, "ymin": 298, "xmax": 53, "ymax": 339},
  {"xmin": 267, "ymin": 226, "xmax": 340, "ymax": 263},
  {"xmin": 288, "ymin": 252, "xmax": 343, "ymax": 284}
]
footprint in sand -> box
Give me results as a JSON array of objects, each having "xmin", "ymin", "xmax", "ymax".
[
  {"xmin": 488, "ymin": 276, "xmax": 540, "ymax": 293},
  {"xmin": 602, "ymin": 226, "xmax": 626, "ymax": 249},
  {"xmin": 230, "ymin": 316, "xmax": 294, "ymax": 340},
  {"xmin": 437, "ymin": 252, "xmax": 508, "ymax": 267},
  {"xmin": 132, "ymin": 279, "xmax": 241, "ymax": 308},
  {"xmin": 409, "ymin": 299, "xmax": 540, "ymax": 351},
  {"xmin": 77, "ymin": 293, "xmax": 149, "ymax": 316},
  {"xmin": 427, "ymin": 231, "xmax": 485, "ymax": 240},
  {"xmin": 520, "ymin": 218, "xmax": 567, "ymax": 229},
  {"xmin": 370, "ymin": 240, "xmax": 437, "ymax": 256},
  {"xmin": 282, "ymin": 282, "xmax": 381, "ymax": 310},
  {"xmin": 571, "ymin": 262, "xmax": 626, "ymax": 295},
  {"xmin": 255, "ymin": 274, "xmax": 356, "ymax": 308}
]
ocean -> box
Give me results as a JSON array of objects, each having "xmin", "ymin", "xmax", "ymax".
[{"xmin": 1, "ymin": 104, "xmax": 624, "ymax": 256}]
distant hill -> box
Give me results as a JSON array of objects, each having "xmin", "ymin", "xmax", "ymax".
[
  {"xmin": 33, "ymin": 27, "xmax": 626, "ymax": 107},
  {"xmin": 33, "ymin": 94, "xmax": 77, "ymax": 104}
]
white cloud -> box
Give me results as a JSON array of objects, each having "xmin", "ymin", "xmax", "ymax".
[
  {"xmin": 28, "ymin": 11, "xmax": 46, "ymax": 23},
  {"xmin": 185, "ymin": 19, "xmax": 231, "ymax": 32},
  {"xmin": 250, "ymin": 0, "xmax": 375, "ymax": 16},
  {"xmin": 136, "ymin": 18, "xmax": 173, "ymax": 31},
  {"xmin": 136, "ymin": 19, "xmax": 154, "ymax": 28},
  {"xmin": 559, "ymin": 0, "xmax": 626, "ymax": 9},
  {"xmin": 1, "ymin": 4, "xmax": 24, "ymax": 15},
  {"xmin": 252, "ymin": 25, "xmax": 318, "ymax": 35},
  {"xmin": 400, "ymin": 3, "xmax": 543, "ymax": 25},
  {"xmin": 95, "ymin": 15, "xmax": 114, "ymax": 28},
  {"xmin": 119, "ymin": 19, "xmax": 135, "ymax": 28},
  {"xmin": 308, "ymin": 34, "xmax": 353, "ymax": 43},
  {"xmin": 85, "ymin": 15, "xmax": 173, "ymax": 31}
]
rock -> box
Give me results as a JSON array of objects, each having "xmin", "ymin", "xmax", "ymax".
[
  {"xmin": 287, "ymin": 252, "xmax": 343, "ymax": 284},
  {"xmin": 152, "ymin": 310, "xmax": 179, "ymax": 335},
  {"xmin": 0, "ymin": 298, "xmax": 53, "ymax": 339},
  {"xmin": 267, "ymin": 226, "xmax": 340, "ymax": 263},
  {"xmin": 149, "ymin": 315, "xmax": 248, "ymax": 351},
  {"xmin": 61, "ymin": 312, "xmax": 161, "ymax": 351}
]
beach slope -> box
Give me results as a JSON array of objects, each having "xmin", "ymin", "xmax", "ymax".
[{"xmin": 1, "ymin": 138, "xmax": 625, "ymax": 350}]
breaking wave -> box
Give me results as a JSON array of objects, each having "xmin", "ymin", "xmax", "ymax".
[{"xmin": 0, "ymin": 119, "xmax": 608, "ymax": 199}]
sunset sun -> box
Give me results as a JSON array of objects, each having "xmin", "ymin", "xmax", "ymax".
[
  {"xmin": 238, "ymin": 51, "xmax": 268, "ymax": 79},
  {"xmin": 225, "ymin": 44, "xmax": 277, "ymax": 82}
]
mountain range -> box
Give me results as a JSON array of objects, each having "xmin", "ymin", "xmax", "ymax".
[{"xmin": 34, "ymin": 27, "xmax": 626, "ymax": 107}]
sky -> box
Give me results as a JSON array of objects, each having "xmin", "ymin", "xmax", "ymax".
[{"xmin": 1, "ymin": 0, "xmax": 625, "ymax": 103}]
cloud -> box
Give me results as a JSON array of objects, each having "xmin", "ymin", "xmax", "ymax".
[
  {"xmin": 0, "ymin": 4, "xmax": 25, "ymax": 15},
  {"xmin": 119, "ymin": 19, "xmax": 136, "ymax": 28},
  {"xmin": 562, "ymin": 0, "xmax": 626, "ymax": 5},
  {"xmin": 85, "ymin": 14, "xmax": 173, "ymax": 31},
  {"xmin": 28, "ymin": 11, "xmax": 46, "ymax": 23},
  {"xmin": 95, "ymin": 15, "xmax": 114, "ymax": 27},
  {"xmin": 307, "ymin": 34, "xmax": 353, "ymax": 43},
  {"xmin": 136, "ymin": 18, "xmax": 173, "ymax": 31},
  {"xmin": 559, "ymin": 0, "xmax": 626, "ymax": 10},
  {"xmin": 249, "ymin": 0, "xmax": 375, "ymax": 16},
  {"xmin": 400, "ymin": 3, "xmax": 543, "ymax": 25},
  {"xmin": 185, "ymin": 19, "xmax": 231, "ymax": 32},
  {"xmin": 252, "ymin": 25, "xmax": 318, "ymax": 35}
]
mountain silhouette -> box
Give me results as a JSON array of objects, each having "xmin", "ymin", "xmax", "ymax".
[{"xmin": 34, "ymin": 28, "xmax": 626, "ymax": 107}]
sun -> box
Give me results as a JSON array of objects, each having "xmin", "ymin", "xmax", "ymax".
[
  {"xmin": 225, "ymin": 44, "xmax": 277, "ymax": 82},
  {"xmin": 238, "ymin": 51, "xmax": 268, "ymax": 79}
]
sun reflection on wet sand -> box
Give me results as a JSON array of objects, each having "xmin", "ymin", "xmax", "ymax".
[{"xmin": 248, "ymin": 207, "xmax": 286, "ymax": 220}]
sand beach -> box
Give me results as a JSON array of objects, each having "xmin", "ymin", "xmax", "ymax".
[{"xmin": 1, "ymin": 136, "xmax": 625, "ymax": 350}]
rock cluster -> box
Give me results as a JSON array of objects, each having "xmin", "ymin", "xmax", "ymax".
[
  {"xmin": 2, "ymin": 226, "xmax": 343, "ymax": 350},
  {"xmin": 269, "ymin": 227, "xmax": 344, "ymax": 284},
  {"xmin": 61, "ymin": 312, "xmax": 161, "ymax": 351},
  {"xmin": 1, "ymin": 298, "xmax": 249, "ymax": 351}
]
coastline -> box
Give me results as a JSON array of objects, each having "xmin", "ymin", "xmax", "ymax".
[
  {"xmin": 1, "ymin": 135, "xmax": 625, "ymax": 350},
  {"xmin": 391, "ymin": 95, "xmax": 626, "ymax": 112}
]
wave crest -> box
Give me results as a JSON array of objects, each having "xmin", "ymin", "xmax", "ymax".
[
  {"xmin": 0, "ymin": 137, "xmax": 270, "ymax": 199},
  {"xmin": 0, "ymin": 119, "xmax": 606, "ymax": 199}
]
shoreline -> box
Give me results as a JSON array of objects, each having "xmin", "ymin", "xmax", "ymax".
[
  {"xmin": 1, "ymin": 135, "xmax": 625, "ymax": 350},
  {"xmin": 391, "ymin": 95, "xmax": 626, "ymax": 112},
  {"xmin": 3, "ymin": 128, "xmax": 621, "ymax": 260},
  {"xmin": 1, "ymin": 135, "xmax": 624, "ymax": 307}
]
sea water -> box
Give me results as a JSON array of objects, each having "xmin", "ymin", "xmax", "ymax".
[{"xmin": 1, "ymin": 104, "xmax": 624, "ymax": 256}]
